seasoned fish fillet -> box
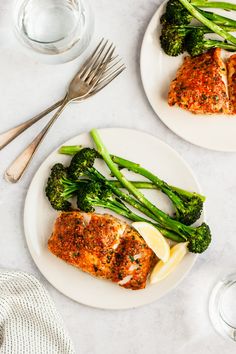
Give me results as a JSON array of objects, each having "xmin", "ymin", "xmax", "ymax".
[
  {"xmin": 48, "ymin": 211, "xmax": 156, "ymax": 290},
  {"xmin": 168, "ymin": 48, "xmax": 231, "ymax": 114},
  {"xmin": 227, "ymin": 54, "xmax": 236, "ymax": 113}
]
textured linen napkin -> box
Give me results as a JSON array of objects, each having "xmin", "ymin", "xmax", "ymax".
[{"xmin": 0, "ymin": 270, "xmax": 75, "ymax": 354}]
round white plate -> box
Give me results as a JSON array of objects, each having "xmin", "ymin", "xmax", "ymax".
[
  {"xmin": 140, "ymin": 1, "xmax": 236, "ymax": 152},
  {"xmin": 24, "ymin": 128, "xmax": 202, "ymax": 309}
]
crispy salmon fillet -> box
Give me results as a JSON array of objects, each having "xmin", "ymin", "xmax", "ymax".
[
  {"xmin": 227, "ymin": 54, "xmax": 236, "ymax": 113},
  {"xmin": 168, "ymin": 48, "xmax": 231, "ymax": 114},
  {"xmin": 48, "ymin": 212, "xmax": 156, "ymax": 290}
]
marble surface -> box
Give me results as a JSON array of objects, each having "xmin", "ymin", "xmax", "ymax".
[{"xmin": 1, "ymin": 1, "xmax": 236, "ymax": 353}]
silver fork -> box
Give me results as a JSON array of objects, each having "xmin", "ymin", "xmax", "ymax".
[
  {"xmin": 5, "ymin": 40, "xmax": 125, "ymax": 183},
  {"xmin": 0, "ymin": 40, "xmax": 124, "ymax": 151}
]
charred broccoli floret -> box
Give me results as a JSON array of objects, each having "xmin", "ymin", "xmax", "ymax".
[
  {"xmin": 68, "ymin": 147, "xmax": 100, "ymax": 180},
  {"xmin": 170, "ymin": 191, "xmax": 203, "ymax": 226},
  {"xmin": 45, "ymin": 163, "xmax": 75, "ymax": 211},
  {"xmin": 185, "ymin": 222, "xmax": 211, "ymax": 253},
  {"xmin": 160, "ymin": 24, "xmax": 188, "ymax": 56},
  {"xmin": 164, "ymin": 0, "xmax": 192, "ymax": 25},
  {"xmin": 160, "ymin": 24, "xmax": 209, "ymax": 56},
  {"xmin": 77, "ymin": 180, "xmax": 126, "ymax": 213}
]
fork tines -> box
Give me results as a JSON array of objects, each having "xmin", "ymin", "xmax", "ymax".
[{"xmin": 80, "ymin": 39, "xmax": 126, "ymax": 92}]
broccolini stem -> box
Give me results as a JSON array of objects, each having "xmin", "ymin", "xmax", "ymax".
[
  {"xmin": 111, "ymin": 155, "xmax": 206, "ymax": 202},
  {"xmin": 202, "ymin": 10, "xmax": 236, "ymax": 26},
  {"xmin": 111, "ymin": 155, "xmax": 206, "ymax": 203},
  {"xmin": 89, "ymin": 168, "xmax": 187, "ymax": 240},
  {"xmin": 110, "ymin": 181, "xmax": 157, "ymax": 189},
  {"xmin": 203, "ymin": 25, "xmax": 236, "ymax": 31},
  {"xmin": 61, "ymin": 179, "xmax": 82, "ymax": 199},
  {"xmin": 192, "ymin": 0, "xmax": 236, "ymax": 11},
  {"xmin": 111, "ymin": 156, "xmax": 185, "ymax": 208},
  {"xmin": 59, "ymin": 145, "xmax": 83, "ymax": 155},
  {"xmin": 59, "ymin": 145, "xmax": 205, "ymax": 201},
  {"xmin": 178, "ymin": 0, "xmax": 236, "ymax": 44},
  {"xmin": 89, "ymin": 168, "xmax": 164, "ymax": 224},
  {"xmin": 205, "ymin": 39, "xmax": 236, "ymax": 50}
]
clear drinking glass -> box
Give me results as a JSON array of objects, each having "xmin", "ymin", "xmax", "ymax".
[
  {"xmin": 209, "ymin": 273, "xmax": 236, "ymax": 341},
  {"xmin": 13, "ymin": 0, "xmax": 94, "ymax": 63}
]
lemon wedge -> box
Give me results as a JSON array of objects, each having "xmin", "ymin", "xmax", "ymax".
[
  {"xmin": 150, "ymin": 242, "xmax": 188, "ymax": 284},
  {"xmin": 132, "ymin": 222, "xmax": 170, "ymax": 263}
]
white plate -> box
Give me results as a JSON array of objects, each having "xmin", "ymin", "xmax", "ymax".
[
  {"xmin": 24, "ymin": 128, "xmax": 202, "ymax": 309},
  {"xmin": 140, "ymin": 1, "xmax": 236, "ymax": 151}
]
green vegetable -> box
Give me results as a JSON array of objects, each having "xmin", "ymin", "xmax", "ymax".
[
  {"xmin": 163, "ymin": 0, "xmax": 193, "ymax": 25},
  {"xmin": 201, "ymin": 10, "xmax": 236, "ymax": 27},
  {"xmin": 58, "ymin": 145, "xmax": 83, "ymax": 155},
  {"xmin": 90, "ymin": 128, "xmax": 211, "ymax": 253},
  {"xmin": 178, "ymin": 0, "xmax": 236, "ymax": 44},
  {"xmin": 45, "ymin": 163, "xmax": 74, "ymax": 211},
  {"xmin": 160, "ymin": 24, "xmax": 194, "ymax": 56},
  {"xmin": 110, "ymin": 181, "xmax": 157, "ymax": 189},
  {"xmin": 68, "ymin": 147, "xmax": 100, "ymax": 180},
  {"xmin": 191, "ymin": 0, "xmax": 236, "ymax": 11},
  {"xmin": 163, "ymin": 0, "xmax": 236, "ymax": 27},
  {"xmin": 186, "ymin": 29, "xmax": 236, "ymax": 55},
  {"xmin": 160, "ymin": 23, "xmax": 236, "ymax": 56}
]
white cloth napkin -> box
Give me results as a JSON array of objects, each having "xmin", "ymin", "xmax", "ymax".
[{"xmin": 0, "ymin": 270, "xmax": 75, "ymax": 354}]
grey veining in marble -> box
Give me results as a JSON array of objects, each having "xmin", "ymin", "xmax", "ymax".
[{"xmin": 1, "ymin": 1, "xmax": 236, "ymax": 353}]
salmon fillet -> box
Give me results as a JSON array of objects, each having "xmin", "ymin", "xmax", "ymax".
[
  {"xmin": 168, "ymin": 48, "xmax": 231, "ymax": 114},
  {"xmin": 48, "ymin": 211, "xmax": 156, "ymax": 290},
  {"xmin": 227, "ymin": 54, "xmax": 236, "ymax": 113}
]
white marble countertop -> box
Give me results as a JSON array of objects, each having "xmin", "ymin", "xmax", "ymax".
[{"xmin": 1, "ymin": 1, "xmax": 236, "ymax": 353}]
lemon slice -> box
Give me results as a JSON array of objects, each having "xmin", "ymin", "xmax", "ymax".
[
  {"xmin": 150, "ymin": 242, "xmax": 188, "ymax": 284},
  {"xmin": 132, "ymin": 222, "xmax": 170, "ymax": 263}
]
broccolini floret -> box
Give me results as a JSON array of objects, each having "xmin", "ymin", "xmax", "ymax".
[
  {"xmin": 160, "ymin": 24, "xmax": 209, "ymax": 56},
  {"xmin": 45, "ymin": 163, "xmax": 74, "ymax": 211},
  {"xmin": 68, "ymin": 147, "xmax": 100, "ymax": 180},
  {"xmin": 164, "ymin": 0, "xmax": 193, "ymax": 25}
]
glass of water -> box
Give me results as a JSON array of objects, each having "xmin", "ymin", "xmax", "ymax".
[{"xmin": 13, "ymin": 0, "xmax": 94, "ymax": 63}]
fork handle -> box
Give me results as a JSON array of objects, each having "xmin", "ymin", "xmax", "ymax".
[
  {"xmin": 0, "ymin": 99, "xmax": 64, "ymax": 150},
  {"xmin": 5, "ymin": 98, "xmax": 69, "ymax": 183}
]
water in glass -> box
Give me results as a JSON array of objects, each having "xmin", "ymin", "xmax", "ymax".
[{"xmin": 14, "ymin": 0, "xmax": 94, "ymax": 63}]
